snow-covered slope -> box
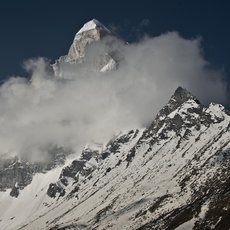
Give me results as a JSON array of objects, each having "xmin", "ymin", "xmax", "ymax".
[{"xmin": 0, "ymin": 87, "xmax": 229, "ymax": 230}]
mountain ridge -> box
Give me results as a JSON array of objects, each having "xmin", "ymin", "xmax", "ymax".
[
  {"xmin": 0, "ymin": 19, "xmax": 229, "ymax": 230},
  {"xmin": 0, "ymin": 85, "xmax": 229, "ymax": 229}
]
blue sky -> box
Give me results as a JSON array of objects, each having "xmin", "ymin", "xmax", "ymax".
[{"xmin": 0, "ymin": 0, "xmax": 229, "ymax": 82}]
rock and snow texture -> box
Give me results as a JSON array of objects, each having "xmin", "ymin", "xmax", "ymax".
[
  {"xmin": 76, "ymin": 19, "xmax": 111, "ymax": 35},
  {"xmin": 0, "ymin": 87, "xmax": 229, "ymax": 230},
  {"xmin": 66, "ymin": 19, "xmax": 112, "ymax": 63},
  {"xmin": 53, "ymin": 19, "xmax": 119, "ymax": 77}
]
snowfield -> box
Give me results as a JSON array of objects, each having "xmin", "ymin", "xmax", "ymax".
[{"xmin": 0, "ymin": 87, "xmax": 229, "ymax": 230}]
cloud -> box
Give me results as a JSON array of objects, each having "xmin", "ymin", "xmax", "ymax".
[{"xmin": 0, "ymin": 32, "xmax": 227, "ymax": 160}]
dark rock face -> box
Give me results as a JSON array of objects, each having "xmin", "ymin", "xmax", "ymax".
[
  {"xmin": 107, "ymin": 130, "xmax": 138, "ymax": 153},
  {"xmin": 0, "ymin": 159, "xmax": 33, "ymax": 192},
  {"xmin": 0, "ymin": 146, "xmax": 72, "ymax": 197},
  {"xmin": 61, "ymin": 160, "xmax": 86, "ymax": 179},
  {"xmin": 47, "ymin": 183, "xmax": 65, "ymax": 198},
  {"xmin": 47, "ymin": 150, "xmax": 98, "ymax": 198},
  {"xmin": 9, "ymin": 184, "xmax": 20, "ymax": 198}
]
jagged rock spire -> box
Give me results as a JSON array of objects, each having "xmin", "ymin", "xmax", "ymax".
[
  {"xmin": 53, "ymin": 19, "xmax": 118, "ymax": 77},
  {"xmin": 172, "ymin": 86, "xmax": 199, "ymax": 106},
  {"xmin": 67, "ymin": 19, "xmax": 112, "ymax": 62},
  {"xmin": 155, "ymin": 87, "xmax": 200, "ymax": 121}
]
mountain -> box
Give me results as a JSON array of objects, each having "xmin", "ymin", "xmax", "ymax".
[
  {"xmin": 0, "ymin": 146, "xmax": 72, "ymax": 197},
  {"xmin": 0, "ymin": 85, "xmax": 229, "ymax": 230},
  {"xmin": 53, "ymin": 19, "xmax": 121, "ymax": 77},
  {"xmin": 0, "ymin": 20, "xmax": 229, "ymax": 230},
  {"xmin": 67, "ymin": 19, "xmax": 112, "ymax": 62}
]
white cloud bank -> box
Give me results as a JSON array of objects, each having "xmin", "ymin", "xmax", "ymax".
[{"xmin": 0, "ymin": 32, "xmax": 227, "ymax": 159}]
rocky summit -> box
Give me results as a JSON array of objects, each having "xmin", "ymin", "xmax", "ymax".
[
  {"xmin": 0, "ymin": 20, "xmax": 229, "ymax": 230},
  {"xmin": 53, "ymin": 19, "xmax": 121, "ymax": 77}
]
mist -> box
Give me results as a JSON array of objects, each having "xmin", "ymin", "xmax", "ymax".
[{"xmin": 0, "ymin": 32, "xmax": 227, "ymax": 159}]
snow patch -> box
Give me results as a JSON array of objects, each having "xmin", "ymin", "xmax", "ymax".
[
  {"xmin": 100, "ymin": 58, "xmax": 117, "ymax": 73},
  {"xmin": 77, "ymin": 19, "xmax": 109, "ymax": 35}
]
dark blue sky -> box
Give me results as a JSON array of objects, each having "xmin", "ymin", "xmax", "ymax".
[{"xmin": 0, "ymin": 0, "xmax": 229, "ymax": 82}]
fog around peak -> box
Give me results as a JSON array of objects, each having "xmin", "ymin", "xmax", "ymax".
[{"xmin": 0, "ymin": 31, "xmax": 227, "ymax": 159}]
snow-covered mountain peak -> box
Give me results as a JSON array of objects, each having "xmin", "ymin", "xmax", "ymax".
[
  {"xmin": 53, "ymin": 19, "xmax": 119, "ymax": 77},
  {"xmin": 67, "ymin": 19, "xmax": 113, "ymax": 63},
  {"xmin": 170, "ymin": 86, "xmax": 200, "ymax": 107},
  {"xmin": 154, "ymin": 87, "xmax": 200, "ymax": 123},
  {"xmin": 76, "ymin": 19, "xmax": 111, "ymax": 36}
]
